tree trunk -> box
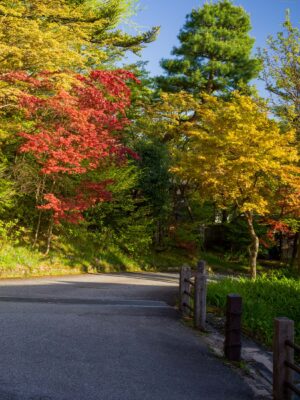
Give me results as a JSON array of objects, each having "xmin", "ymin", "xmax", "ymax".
[
  {"xmin": 297, "ymin": 231, "xmax": 300, "ymax": 273},
  {"xmin": 45, "ymin": 215, "xmax": 54, "ymax": 255},
  {"xmin": 33, "ymin": 175, "xmax": 46, "ymax": 248},
  {"xmin": 32, "ymin": 210, "xmax": 42, "ymax": 248},
  {"xmin": 290, "ymin": 232, "xmax": 298, "ymax": 268},
  {"xmin": 278, "ymin": 232, "xmax": 283, "ymax": 261},
  {"xmin": 245, "ymin": 211, "xmax": 259, "ymax": 280},
  {"xmin": 183, "ymin": 194, "xmax": 194, "ymax": 222},
  {"xmin": 155, "ymin": 221, "xmax": 163, "ymax": 247},
  {"xmin": 222, "ymin": 209, "xmax": 228, "ymax": 224},
  {"xmin": 44, "ymin": 178, "xmax": 56, "ymax": 255}
]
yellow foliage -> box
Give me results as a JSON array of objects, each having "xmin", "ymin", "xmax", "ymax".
[
  {"xmin": 0, "ymin": 0, "xmax": 138, "ymax": 73},
  {"xmin": 145, "ymin": 92, "xmax": 300, "ymax": 216},
  {"xmin": 177, "ymin": 93, "xmax": 299, "ymax": 215}
]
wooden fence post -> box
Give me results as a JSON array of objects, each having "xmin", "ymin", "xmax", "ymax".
[
  {"xmin": 179, "ymin": 264, "xmax": 188, "ymax": 312},
  {"xmin": 273, "ymin": 318, "xmax": 294, "ymax": 400},
  {"xmin": 224, "ymin": 294, "xmax": 242, "ymax": 362},
  {"xmin": 194, "ymin": 260, "xmax": 207, "ymax": 330},
  {"xmin": 180, "ymin": 265, "xmax": 192, "ymax": 317}
]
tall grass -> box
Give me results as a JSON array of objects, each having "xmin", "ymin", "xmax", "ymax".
[{"xmin": 207, "ymin": 274, "xmax": 300, "ymax": 347}]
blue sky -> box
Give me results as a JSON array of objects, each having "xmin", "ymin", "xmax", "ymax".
[{"xmin": 121, "ymin": 0, "xmax": 300, "ymax": 95}]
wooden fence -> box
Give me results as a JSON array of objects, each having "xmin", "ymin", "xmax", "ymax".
[
  {"xmin": 179, "ymin": 261, "xmax": 242, "ymax": 362},
  {"xmin": 273, "ymin": 318, "xmax": 300, "ymax": 400},
  {"xmin": 180, "ymin": 262, "xmax": 300, "ymax": 399},
  {"xmin": 179, "ymin": 261, "xmax": 207, "ymax": 330}
]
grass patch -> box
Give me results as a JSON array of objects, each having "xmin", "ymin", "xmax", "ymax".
[
  {"xmin": 143, "ymin": 247, "xmax": 199, "ymax": 271},
  {"xmin": 201, "ymin": 251, "xmax": 286, "ymax": 276},
  {"xmin": 0, "ymin": 242, "xmax": 146, "ymax": 279},
  {"xmin": 0, "ymin": 243, "xmax": 84, "ymax": 278},
  {"xmin": 201, "ymin": 251, "xmax": 249, "ymax": 274},
  {"xmin": 207, "ymin": 273, "xmax": 300, "ymax": 347},
  {"xmin": 0, "ymin": 236, "xmax": 198, "ymax": 279}
]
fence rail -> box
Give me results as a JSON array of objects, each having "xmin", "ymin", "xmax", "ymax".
[
  {"xmin": 285, "ymin": 382, "xmax": 300, "ymax": 398},
  {"xmin": 286, "ymin": 340, "xmax": 300, "ymax": 353},
  {"xmin": 184, "ymin": 278, "xmax": 195, "ymax": 286}
]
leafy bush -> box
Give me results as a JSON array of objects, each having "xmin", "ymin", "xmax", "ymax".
[{"xmin": 0, "ymin": 219, "xmax": 26, "ymax": 247}]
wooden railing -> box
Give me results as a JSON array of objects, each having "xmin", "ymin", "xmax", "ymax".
[
  {"xmin": 179, "ymin": 261, "xmax": 242, "ymax": 362},
  {"xmin": 273, "ymin": 318, "xmax": 300, "ymax": 400},
  {"xmin": 179, "ymin": 260, "xmax": 207, "ymax": 330}
]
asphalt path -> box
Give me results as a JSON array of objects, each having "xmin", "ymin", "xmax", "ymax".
[{"xmin": 0, "ymin": 273, "xmax": 254, "ymax": 400}]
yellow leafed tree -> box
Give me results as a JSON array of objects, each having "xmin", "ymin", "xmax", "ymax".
[{"xmin": 146, "ymin": 92, "xmax": 299, "ymax": 278}]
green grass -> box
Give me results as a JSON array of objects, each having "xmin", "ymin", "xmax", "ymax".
[
  {"xmin": 0, "ymin": 243, "xmax": 84, "ymax": 278},
  {"xmin": 0, "ymin": 234, "xmax": 200, "ymax": 279},
  {"xmin": 0, "ymin": 242, "xmax": 146, "ymax": 279},
  {"xmin": 201, "ymin": 251, "xmax": 286, "ymax": 276},
  {"xmin": 142, "ymin": 247, "xmax": 199, "ymax": 271},
  {"xmin": 201, "ymin": 251, "xmax": 250, "ymax": 274},
  {"xmin": 207, "ymin": 273, "xmax": 300, "ymax": 347}
]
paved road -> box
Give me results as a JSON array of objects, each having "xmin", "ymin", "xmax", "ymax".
[{"xmin": 0, "ymin": 273, "xmax": 254, "ymax": 400}]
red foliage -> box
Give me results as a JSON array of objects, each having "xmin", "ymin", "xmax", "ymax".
[
  {"xmin": 38, "ymin": 181, "xmax": 113, "ymax": 223},
  {"xmin": 2, "ymin": 70, "xmax": 139, "ymax": 223},
  {"xmin": 277, "ymin": 186, "xmax": 300, "ymax": 219},
  {"xmin": 17, "ymin": 70, "xmax": 139, "ymax": 174},
  {"xmin": 259, "ymin": 237, "xmax": 270, "ymax": 249},
  {"xmin": 264, "ymin": 218, "xmax": 292, "ymax": 242}
]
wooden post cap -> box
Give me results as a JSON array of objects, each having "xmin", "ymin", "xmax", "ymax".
[{"xmin": 197, "ymin": 260, "xmax": 206, "ymax": 273}]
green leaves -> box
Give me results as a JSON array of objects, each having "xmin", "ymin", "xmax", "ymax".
[{"xmin": 0, "ymin": 162, "xmax": 15, "ymax": 213}]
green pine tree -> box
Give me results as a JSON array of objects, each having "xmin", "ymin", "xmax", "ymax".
[{"xmin": 157, "ymin": 0, "xmax": 261, "ymax": 95}]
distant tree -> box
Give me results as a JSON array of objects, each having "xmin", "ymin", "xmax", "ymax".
[
  {"xmin": 134, "ymin": 140, "xmax": 171, "ymax": 247},
  {"xmin": 120, "ymin": 64, "xmax": 173, "ymax": 247},
  {"xmin": 85, "ymin": 164, "xmax": 153, "ymax": 257},
  {"xmin": 157, "ymin": 0, "xmax": 261, "ymax": 96}
]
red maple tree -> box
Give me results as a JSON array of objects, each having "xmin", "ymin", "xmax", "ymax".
[{"xmin": 2, "ymin": 70, "xmax": 139, "ymax": 223}]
